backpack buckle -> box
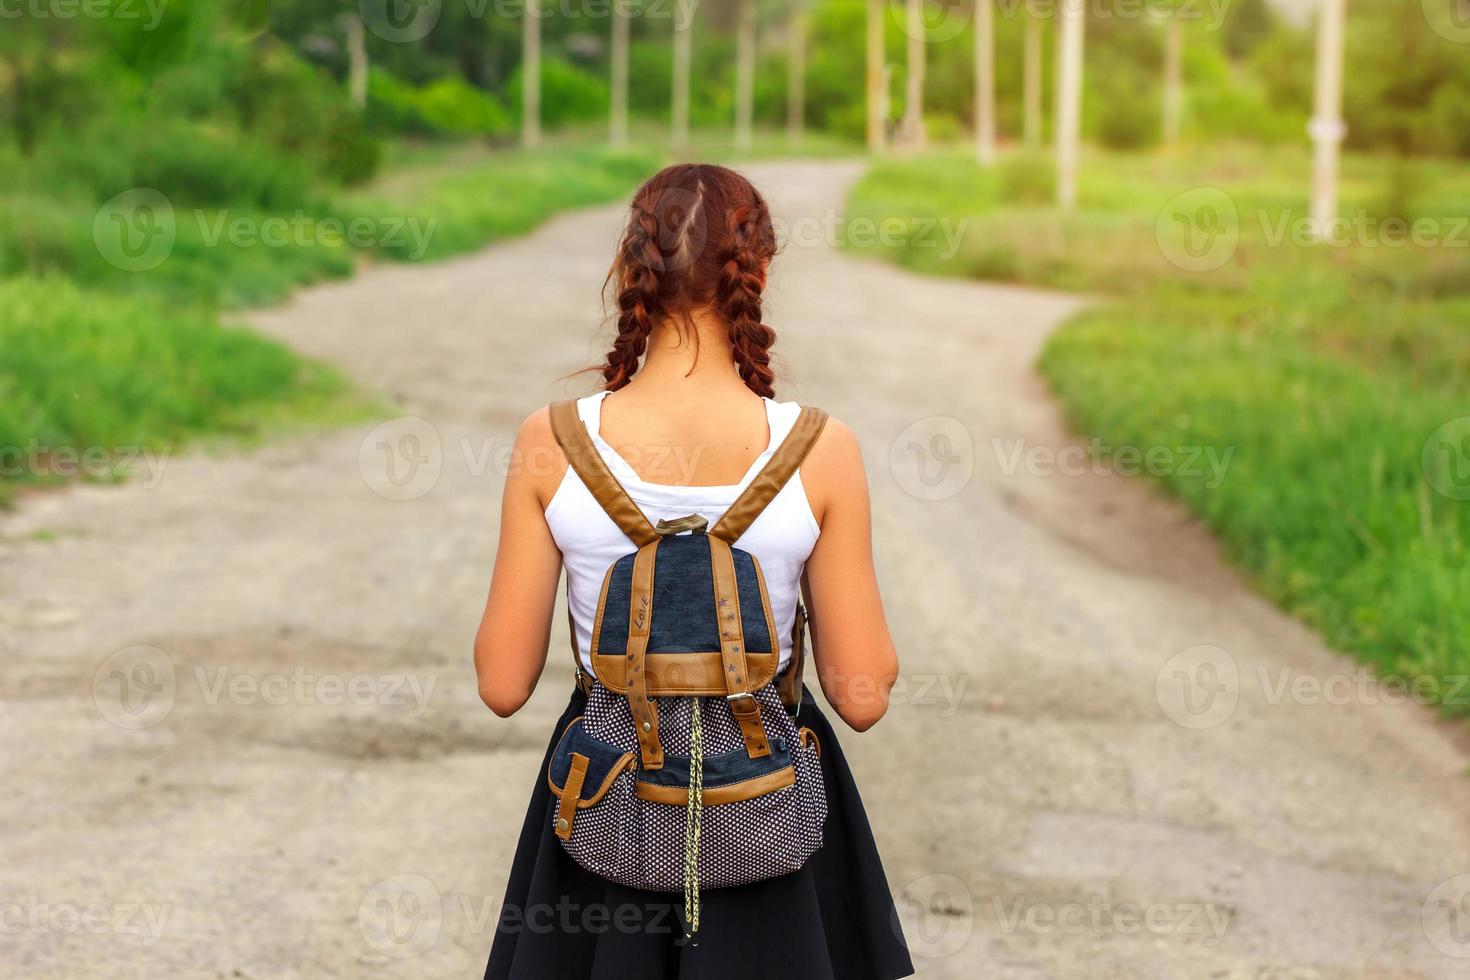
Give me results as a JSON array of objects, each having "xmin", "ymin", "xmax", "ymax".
[{"xmin": 656, "ymin": 514, "xmax": 709, "ymax": 536}]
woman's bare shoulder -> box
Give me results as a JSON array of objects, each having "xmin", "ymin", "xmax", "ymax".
[
  {"xmin": 509, "ymin": 405, "xmax": 568, "ymax": 507},
  {"xmin": 800, "ymin": 414, "xmax": 868, "ymax": 525}
]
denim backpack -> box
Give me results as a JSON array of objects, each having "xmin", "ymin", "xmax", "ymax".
[{"xmin": 545, "ymin": 400, "xmax": 830, "ymax": 936}]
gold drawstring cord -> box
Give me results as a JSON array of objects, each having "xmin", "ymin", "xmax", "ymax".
[{"xmin": 683, "ymin": 697, "xmax": 704, "ymax": 938}]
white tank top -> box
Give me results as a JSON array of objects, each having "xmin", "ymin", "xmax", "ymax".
[{"xmin": 546, "ymin": 391, "xmax": 821, "ymax": 675}]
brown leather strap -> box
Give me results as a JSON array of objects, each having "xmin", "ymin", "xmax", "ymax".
[
  {"xmin": 625, "ymin": 541, "xmax": 664, "ymax": 769},
  {"xmin": 710, "ymin": 406, "xmax": 829, "ymax": 544},
  {"xmin": 549, "ymin": 400, "xmax": 660, "ymax": 547},
  {"xmin": 555, "ymin": 752, "xmax": 590, "ymax": 839},
  {"xmin": 634, "ymin": 766, "xmax": 794, "ymax": 804},
  {"xmin": 777, "ymin": 602, "xmax": 808, "ymax": 710},
  {"xmin": 708, "ymin": 535, "xmax": 771, "ymax": 759},
  {"xmin": 568, "ymin": 598, "xmax": 593, "ymax": 696},
  {"xmin": 592, "ymin": 650, "xmax": 779, "ymax": 695}
]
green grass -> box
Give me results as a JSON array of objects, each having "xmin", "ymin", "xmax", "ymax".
[
  {"xmin": 845, "ymin": 144, "xmax": 1470, "ymax": 299},
  {"xmin": 1, "ymin": 138, "xmax": 663, "ymax": 503},
  {"xmin": 846, "ymin": 144, "xmax": 1470, "ymax": 713},
  {"xmin": 0, "ymin": 278, "xmax": 367, "ymax": 505},
  {"xmin": 338, "ymin": 143, "xmax": 659, "ymax": 262},
  {"xmin": 3, "ymin": 141, "xmax": 662, "ymax": 309}
]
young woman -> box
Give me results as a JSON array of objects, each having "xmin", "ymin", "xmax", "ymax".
[{"xmin": 474, "ymin": 163, "xmax": 914, "ymax": 980}]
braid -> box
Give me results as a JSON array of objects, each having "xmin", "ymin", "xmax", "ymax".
[
  {"xmin": 603, "ymin": 203, "xmax": 663, "ymax": 391},
  {"xmin": 716, "ymin": 203, "xmax": 777, "ymax": 398},
  {"xmin": 594, "ymin": 164, "xmax": 778, "ymax": 396}
]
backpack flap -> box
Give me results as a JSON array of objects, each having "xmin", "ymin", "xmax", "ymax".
[
  {"xmin": 633, "ymin": 735, "xmax": 796, "ymax": 805},
  {"xmin": 547, "ymin": 717, "xmax": 636, "ymax": 808},
  {"xmin": 590, "ymin": 534, "xmax": 780, "ymax": 696}
]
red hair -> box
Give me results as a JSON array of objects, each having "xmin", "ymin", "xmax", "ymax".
[{"xmin": 602, "ymin": 164, "xmax": 779, "ymax": 398}]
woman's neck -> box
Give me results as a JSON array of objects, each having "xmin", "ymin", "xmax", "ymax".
[{"xmin": 631, "ymin": 307, "xmax": 749, "ymax": 393}]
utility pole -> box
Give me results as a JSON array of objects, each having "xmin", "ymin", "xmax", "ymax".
[
  {"xmin": 788, "ymin": 0, "xmax": 807, "ymax": 146},
  {"xmin": 898, "ymin": 0, "xmax": 925, "ymax": 148},
  {"xmin": 522, "ymin": 0, "xmax": 541, "ymax": 149},
  {"xmin": 1308, "ymin": 0, "xmax": 1347, "ymax": 238},
  {"xmin": 672, "ymin": 0, "xmax": 693, "ymax": 151},
  {"xmin": 1023, "ymin": 1, "xmax": 1041, "ymax": 149},
  {"xmin": 1055, "ymin": 0, "xmax": 1084, "ymax": 209},
  {"xmin": 610, "ymin": 0, "xmax": 630, "ymax": 147},
  {"xmin": 867, "ymin": 0, "xmax": 886, "ymax": 152},
  {"xmin": 975, "ymin": 0, "xmax": 996, "ymax": 165},
  {"xmin": 736, "ymin": 0, "xmax": 756, "ymax": 151}
]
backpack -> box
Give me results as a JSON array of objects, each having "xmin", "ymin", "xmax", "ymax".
[{"xmin": 544, "ymin": 399, "xmax": 830, "ymax": 936}]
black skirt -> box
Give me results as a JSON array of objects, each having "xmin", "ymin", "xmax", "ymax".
[{"xmin": 484, "ymin": 687, "xmax": 915, "ymax": 980}]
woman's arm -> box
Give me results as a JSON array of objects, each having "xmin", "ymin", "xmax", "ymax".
[
  {"xmin": 799, "ymin": 418, "xmax": 900, "ymax": 732},
  {"xmin": 474, "ymin": 408, "xmax": 566, "ymax": 717}
]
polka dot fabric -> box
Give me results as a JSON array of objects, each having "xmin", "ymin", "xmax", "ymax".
[{"xmin": 554, "ymin": 683, "xmax": 828, "ymax": 892}]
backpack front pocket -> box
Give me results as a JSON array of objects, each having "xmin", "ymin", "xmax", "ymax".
[{"xmin": 547, "ymin": 718, "xmax": 642, "ymax": 885}]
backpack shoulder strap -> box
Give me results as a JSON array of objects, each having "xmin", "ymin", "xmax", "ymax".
[
  {"xmin": 548, "ymin": 399, "xmax": 660, "ymax": 547},
  {"xmin": 710, "ymin": 405, "xmax": 829, "ymax": 544}
]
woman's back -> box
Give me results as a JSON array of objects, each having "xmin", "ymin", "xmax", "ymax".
[
  {"xmin": 548, "ymin": 390, "xmax": 820, "ymax": 676},
  {"xmin": 596, "ymin": 380, "xmax": 773, "ymax": 487}
]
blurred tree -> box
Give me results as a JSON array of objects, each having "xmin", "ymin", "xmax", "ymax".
[
  {"xmin": 673, "ymin": 0, "xmax": 694, "ymax": 149},
  {"xmin": 611, "ymin": 0, "xmax": 631, "ymax": 145},
  {"xmin": 343, "ymin": 14, "xmax": 368, "ymax": 109},
  {"xmin": 1055, "ymin": 0, "xmax": 1083, "ymax": 207},
  {"xmin": 0, "ymin": 16, "xmax": 84, "ymax": 154},
  {"xmin": 1223, "ymin": 0, "xmax": 1274, "ymax": 59},
  {"xmin": 975, "ymin": 0, "xmax": 995, "ymax": 164},
  {"xmin": 1342, "ymin": 0, "xmax": 1470, "ymax": 156},
  {"xmin": 789, "ymin": 0, "xmax": 809, "ymax": 145},
  {"xmin": 1022, "ymin": 0, "xmax": 1042, "ymax": 149},
  {"xmin": 1161, "ymin": 7, "xmax": 1184, "ymax": 146},
  {"xmin": 867, "ymin": 0, "xmax": 885, "ymax": 151},
  {"xmin": 524, "ymin": 0, "xmax": 542, "ymax": 147},
  {"xmin": 736, "ymin": 0, "xmax": 757, "ymax": 149},
  {"xmin": 898, "ymin": 0, "xmax": 925, "ymax": 146}
]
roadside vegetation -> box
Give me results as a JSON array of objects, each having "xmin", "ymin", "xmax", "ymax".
[
  {"xmin": 846, "ymin": 146, "xmax": 1470, "ymax": 713},
  {"xmin": 0, "ymin": 9, "xmax": 659, "ymax": 504},
  {"xmin": 835, "ymin": 0, "xmax": 1470, "ymax": 710}
]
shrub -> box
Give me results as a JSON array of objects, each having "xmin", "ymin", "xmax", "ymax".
[
  {"xmin": 233, "ymin": 39, "xmax": 381, "ymax": 186},
  {"xmin": 506, "ymin": 57, "xmax": 609, "ymax": 128},
  {"xmin": 416, "ymin": 77, "xmax": 513, "ymax": 138},
  {"xmin": 924, "ymin": 113, "xmax": 964, "ymax": 144},
  {"xmin": 32, "ymin": 115, "xmax": 319, "ymax": 211},
  {"xmin": 367, "ymin": 70, "xmax": 512, "ymax": 140},
  {"xmin": 367, "ymin": 69, "xmax": 431, "ymax": 134},
  {"xmin": 1086, "ymin": 62, "xmax": 1160, "ymax": 150}
]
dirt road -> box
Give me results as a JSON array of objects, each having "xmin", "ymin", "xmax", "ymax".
[{"xmin": 5, "ymin": 161, "xmax": 1470, "ymax": 979}]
